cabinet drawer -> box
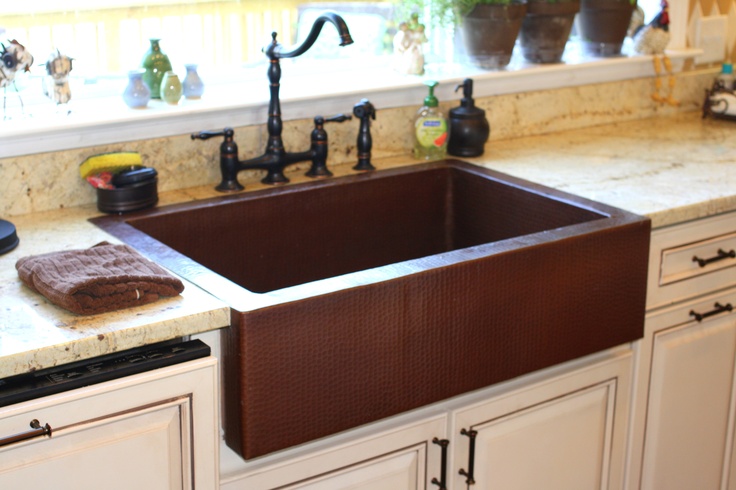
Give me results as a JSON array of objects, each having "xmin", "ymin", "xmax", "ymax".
[
  {"xmin": 648, "ymin": 212, "xmax": 736, "ymax": 309},
  {"xmin": 0, "ymin": 357, "xmax": 218, "ymax": 490},
  {"xmin": 223, "ymin": 415, "xmax": 446, "ymax": 490},
  {"xmin": 660, "ymin": 232, "xmax": 736, "ymax": 285}
]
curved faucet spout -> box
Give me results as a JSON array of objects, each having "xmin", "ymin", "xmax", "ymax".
[
  {"xmin": 269, "ymin": 12, "xmax": 353, "ymax": 60},
  {"xmin": 193, "ymin": 12, "xmax": 354, "ymax": 191}
]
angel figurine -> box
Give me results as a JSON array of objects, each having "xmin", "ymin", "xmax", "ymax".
[
  {"xmin": 393, "ymin": 14, "xmax": 427, "ymax": 75},
  {"xmin": 44, "ymin": 49, "xmax": 73, "ymax": 105}
]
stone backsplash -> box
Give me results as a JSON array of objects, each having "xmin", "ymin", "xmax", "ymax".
[{"xmin": 0, "ymin": 68, "xmax": 716, "ymax": 218}]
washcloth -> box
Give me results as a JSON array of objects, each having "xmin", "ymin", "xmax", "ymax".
[{"xmin": 16, "ymin": 242, "xmax": 184, "ymax": 315}]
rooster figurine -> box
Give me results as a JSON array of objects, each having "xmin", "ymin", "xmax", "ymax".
[
  {"xmin": 0, "ymin": 40, "xmax": 33, "ymax": 88},
  {"xmin": 632, "ymin": 0, "xmax": 678, "ymax": 106}
]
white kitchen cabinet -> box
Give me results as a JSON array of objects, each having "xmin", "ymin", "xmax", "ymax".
[
  {"xmin": 0, "ymin": 357, "xmax": 219, "ymax": 490},
  {"xmin": 627, "ymin": 211, "xmax": 736, "ymax": 490},
  {"xmin": 636, "ymin": 289, "xmax": 736, "ymax": 490},
  {"xmin": 451, "ymin": 351, "xmax": 632, "ymax": 490},
  {"xmin": 221, "ymin": 415, "xmax": 447, "ymax": 490},
  {"xmin": 220, "ymin": 347, "xmax": 633, "ymax": 490}
]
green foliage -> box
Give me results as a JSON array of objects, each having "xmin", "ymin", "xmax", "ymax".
[{"xmin": 395, "ymin": 0, "xmax": 520, "ymax": 27}]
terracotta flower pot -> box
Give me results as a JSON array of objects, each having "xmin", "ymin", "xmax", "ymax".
[
  {"xmin": 576, "ymin": 0, "xmax": 636, "ymax": 56},
  {"xmin": 460, "ymin": 3, "xmax": 528, "ymax": 69},
  {"xmin": 519, "ymin": 0, "xmax": 580, "ymax": 63}
]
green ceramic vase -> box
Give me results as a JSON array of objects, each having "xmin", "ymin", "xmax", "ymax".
[
  {"xmin": 141, "ymin": 38, "xmax": 172, "ymax": 99},
  {"xmin": 160, "ymin": 71, "xmax": 182, "ymax": 104}
]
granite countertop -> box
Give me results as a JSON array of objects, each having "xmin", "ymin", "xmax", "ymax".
[
  {"xmin": 1, "ymin": 111, "xmax": 733, "ymax": 380},
  {"xmin": 470, "ymin": 112, "xmax": 736, "ymax": 229},
  {"xmin": 0, "ymin": 204, "xmax": 231, "ymax": 379}
]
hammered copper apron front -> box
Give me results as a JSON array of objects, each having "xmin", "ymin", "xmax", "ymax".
[{"xmin": 92, "ymin": 160, "xmax": 651, "ymax": 460}]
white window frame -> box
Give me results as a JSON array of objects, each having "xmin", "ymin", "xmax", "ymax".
[{"xmin": 0, "ymin": 0, "xmax": 697, "ymax": 159}]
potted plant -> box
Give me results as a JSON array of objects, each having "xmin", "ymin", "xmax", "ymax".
[
  {"xmin": 398, "ymin": 0, "xmax": 528, "ymax": 69},
  {"xmin": 575, "ymin": 0, "xmax": 637, "ymax": 56},
  {"xmin": 518, "ymin": 0, "xmax": 580, "ymax": 63}
]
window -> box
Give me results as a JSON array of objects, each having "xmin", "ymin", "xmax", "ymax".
[
  {"xmin": 2, "ymin": 1, "xmax": 392, "ymax": 101},
  {"xmin": 0, "ymin": 0, "xmax": 695, "ymax": 158}
]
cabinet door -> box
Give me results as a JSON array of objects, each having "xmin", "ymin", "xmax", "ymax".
[
  {"xmin": 0, "ymin": 357, "xmax": 218, "ymax": 490},
  {"xmin": 281, "ymin": 443, "xmax": 429, "ymax": 490},
  {"xmin": 452, "ymin": 352, "xmax": 632, "ymax": 490},
  {"xmin": 223, "ymin": 415, "xmax": 446, "ymax": 490},
  {"xmin": 0, "ymin": 398, "xmax": 189, "ymax": 490},
  {"xmin": 640, "ymin": 303, "xmax": 736, "ymax": 490}
]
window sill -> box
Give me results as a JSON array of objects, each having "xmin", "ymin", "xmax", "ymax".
[{"xmin": 0, "ymin": 47, "xmax": 700, "ymax": 159}]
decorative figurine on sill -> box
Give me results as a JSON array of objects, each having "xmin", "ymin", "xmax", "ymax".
[
  {"xmin": 702, "ymin": 87, "xmax": 736, "ymax": 121},
  {"xmin": 393, "ymin": 13, "xmax": 427, "ymax": 75},
  {"xmin": 393, "ymin": 22, "xmax": 411, "ymax": 70},
  {"xmin": 43, "ymin": 49, "xmax": 73, "ymax": 107},
  {"xmin": 632, "ymin": 0, "xmax": 678, "ymax": 106},
  {"xmin": 0, "ymin": 39, "xmax": 34, "ymax": 117}
]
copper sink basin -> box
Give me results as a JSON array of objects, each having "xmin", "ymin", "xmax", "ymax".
[{"xmin": 92, "ymin": 159, "xmax": 650, "ymax": 459}]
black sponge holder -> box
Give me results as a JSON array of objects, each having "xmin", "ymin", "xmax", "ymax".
[
  {"xmin": 96, "ymin": 167, "xmax": 158, "ymax": 214},
  {"xmin": 0, "ymin": 219, "xmax": 19, "ymax": 255}
]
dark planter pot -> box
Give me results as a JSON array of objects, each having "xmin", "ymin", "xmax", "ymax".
[
  {"xmin": 460, "ymin": 3, "xmax": 528, "ymax": 69},
  {"xmin": 576, "ymin": 0, "xmax": 636, "ymax": 56},
  {"xmin": 519, "ymin": 0, "xmax": 580, "ymax": 63}
]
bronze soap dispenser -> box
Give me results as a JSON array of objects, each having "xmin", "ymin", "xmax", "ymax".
[{"xmin": 448, "ymin": 78, "xmax": 489, "ymax": 157}]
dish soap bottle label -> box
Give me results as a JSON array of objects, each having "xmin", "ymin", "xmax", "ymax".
[{"xmin": 416, "ymin": 118, "xmax": 448, "ymax": 148}]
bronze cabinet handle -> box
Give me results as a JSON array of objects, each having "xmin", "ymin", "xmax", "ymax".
[
  {"xmin": 692, "ymin": 249, "xmax": 736, "ymax": 268},
  {"xmin": 0, "ymin": 419, "xmax": 52, "ymax": 448},
  {"xmin": 431, "ymin": 437, "xmax": 450, "ymax": 489},
  {"xmin": 458, "ymin": 428, "xmax": 478, "ymax": 485},
  {"xmin": 690, "ymin": 302, "xmax": 733, "ymax": 322}
]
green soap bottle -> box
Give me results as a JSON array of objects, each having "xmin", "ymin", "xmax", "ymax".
[{"xmin": 414, "ymin": 81, "xmax": 448, "ymax": 160}]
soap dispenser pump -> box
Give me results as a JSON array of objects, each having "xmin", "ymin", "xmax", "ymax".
[{"xmin": 448, "ymin": 78, "xmax": 490, "ymax": 157}]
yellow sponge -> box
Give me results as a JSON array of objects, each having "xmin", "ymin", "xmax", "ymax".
[{"xmin": 79, "ymin": 152, "xmax": 143, "ymax": 179}]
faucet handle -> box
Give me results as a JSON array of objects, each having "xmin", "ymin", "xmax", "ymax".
[
  {"xmin": 191, "ymin": 128, "xmax": 242, "ymax": 192},
  {"xmin": 191, "ymin": 128, "xmax": 235, "ymax": 141},
  {"xmin": 324, "ymin": 114, "xmax": 352, "ymax": 124},
  {"xmin": 191, "ymin": 127, "xmax": 238, "ymax": 166},
  {"xmin": 311, "ymin": 114, "xmax": 351, "ymax": 131},
  {"xmin": 305, "ymin": 114, "xmax": 352, "ymax": 179}
]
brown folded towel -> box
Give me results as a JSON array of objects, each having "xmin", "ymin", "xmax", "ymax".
[{"xmin": 16, "ymin": 241, "xmax": 184, "ymax": 315}]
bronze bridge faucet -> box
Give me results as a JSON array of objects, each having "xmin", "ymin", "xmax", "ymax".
[{"xmin": 191, "ymin": 12, "xmax": 361, "ymax": 192}]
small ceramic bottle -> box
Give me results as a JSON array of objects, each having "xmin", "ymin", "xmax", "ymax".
[
  {"xmin": 160, "ymin": 71, "xmax": 182, "ymax": 104},
  {"xmin": 182, "ymin": 64, "xmax": 205, "ymax": 99},
  {"xmin": 122, "ymin": 69, "xmax": 151, "ymax": 109}
]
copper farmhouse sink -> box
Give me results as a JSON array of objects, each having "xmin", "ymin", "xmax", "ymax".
[{"xmin": 92, "ymin": 159, "xmax": 650, "ymax": 459}]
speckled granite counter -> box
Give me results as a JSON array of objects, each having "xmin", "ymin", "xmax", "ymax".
[
  {"xmin": 470, "ymin": 112, "xmax": 736, "ymax": 229},
  {"xmin": 0, "ymin": 204, "xmax": 230, "ymax": 379},
  {"xmin": 1, "ymin": 111, "xmax": 733, "ymax": 379}
]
